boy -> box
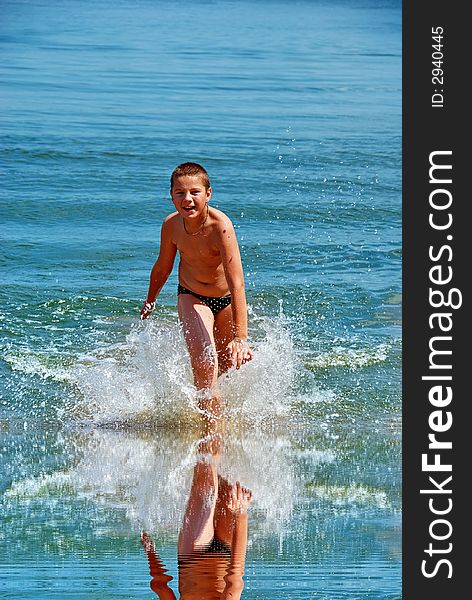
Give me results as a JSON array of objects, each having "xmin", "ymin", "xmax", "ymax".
[{"xmin": 140, "ymin": 163, "xmax": 253, "ymax": 410}]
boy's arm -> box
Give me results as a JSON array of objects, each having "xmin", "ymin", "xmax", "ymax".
[
  {"xmin": 221, "ymin": 483, "xmax": 251, "ymax": 600},
  {"xmin": 141, "ymin": 532, "xmax": 177, "ymax": 600},
  {"xmin": 220, "ymin": 513, "xmax": 248, "ymax": 600},
  {"xmin": 217, "ymin": 220, "xmax": 253, "ymax": 368},
  {"xmin": 141, "ymin": 217, "xmax": 177, "ymax": 319}
]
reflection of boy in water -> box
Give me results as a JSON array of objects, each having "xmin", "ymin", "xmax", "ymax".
[
  {"xmin": 140, "ymin": 163, "xmax": 253, "ymax": 414},
  {"xmin": 141, "ymin": 436, "xmax": 253, "ymax": 600}
]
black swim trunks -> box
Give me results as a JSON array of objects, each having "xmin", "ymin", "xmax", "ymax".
[{"xmin": 177, "ymin": 285, "xmax": 232, "ymax": 316}]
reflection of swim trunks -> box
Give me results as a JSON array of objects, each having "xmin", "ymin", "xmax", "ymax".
[
  {"xmin": 178, "ymin": 536, "xmax": 232, "ymax": 568},
  {"xmin": 178, "ymin": 284, "xmax": 232, "ymax": 316},
  {"xmin": 205, "ymin": 536, "xmax": 231, "ymax": 555}
]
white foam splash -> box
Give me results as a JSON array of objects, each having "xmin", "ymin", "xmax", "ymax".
[
  {"xmin": 307, "ymin": 482, "xmax": 391, "ymax": 509},
  {"xmin": 4, "ymin": 429, "xmax": 306, "ymax": 534},
  {"xmin": 4, "ymin": 351, "xmax": 71, "ymax": 383},
  {"xmin": 306, "ymin": 342, "xmax": 391, "ymax": 370},
  {"xmin": 69, "ymin": 321, "xmax": 196, "ymax": 424},
  {"xmin": 66, "ymin": 312, "xmax": 302, "ymax": 426}
]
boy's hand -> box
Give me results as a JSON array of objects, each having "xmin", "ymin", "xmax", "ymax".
[
  {"xmin": 226, "ymin": 481, "xmax": 253, "ymax": 514},
  {"xmin": 140, "ymin": 300, "xmax": 155, "ymax": 320},
  {"xmin": 227, "ymin": 339, "xmax": 253, "ymax": 369}
]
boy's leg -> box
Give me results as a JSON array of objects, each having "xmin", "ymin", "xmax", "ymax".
[
  {"xmin": 178, "ymin": 432, "xmax": 222, "ymax": 555},
  {"xmin": 178, "ymin": 294, "xmax": 220, "ymax": 413},
  {"xmin": 177, "ymin": 449, "xmax": 219, "ymax": 555},
  {"xmin": 213, "ymin": 304, "xmax": 234, "ymax": 376}
]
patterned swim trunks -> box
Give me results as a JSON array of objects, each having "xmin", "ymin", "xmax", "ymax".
[{"xmin": 177, "ymin": 285, "xmax": 232, "ymax": 316}]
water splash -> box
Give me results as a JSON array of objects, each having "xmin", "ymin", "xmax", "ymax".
[
  {"xmin": 306, "ymin": 482, "xmax": 391, "ymax": 510},
  {"xmin": 2, "ymin": 302, "xmax": 392, "ymax": 427},
  {"xmin": 3, "ymin": 427, "xmax": 340, "ymax": 538},
  {"xmin": 304, "ymin": 342, "xmax": 391, "ymax": 370},
  {"xmin": 65, "ymin": 311, "xmax": 303, "ymax": 427}
]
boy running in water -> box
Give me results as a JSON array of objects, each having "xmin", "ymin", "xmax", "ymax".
[{"xmin": 141, "ymin": 163, "xmax": 253, "ymax": 413}]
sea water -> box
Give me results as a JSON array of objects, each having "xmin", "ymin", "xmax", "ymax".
[{"xmin": 0, "ymin": 0, "xmax": 401, "ymax": 598}]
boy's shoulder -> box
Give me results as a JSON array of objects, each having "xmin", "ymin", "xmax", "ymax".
[
  {"xmin": 209, "ymin": 207, "xmax": 234, "ymax": 230},
  {"xmin": 162, "ymin": 211, "xmax": 180, "ymax": 226}
]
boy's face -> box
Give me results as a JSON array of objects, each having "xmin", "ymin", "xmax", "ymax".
[{"xmin": 170, "ymin": 175, "xmax": 211, "ymax": 220}]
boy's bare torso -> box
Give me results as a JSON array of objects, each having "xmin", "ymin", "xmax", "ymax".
[{"xmin": 166, "ymin": 207, "xmax": 232, "ymax": 297}]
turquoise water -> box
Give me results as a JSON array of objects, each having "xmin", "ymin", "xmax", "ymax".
[{"xmin": 1, "ymin": 0, "xmax": 401, "ymax": 598}]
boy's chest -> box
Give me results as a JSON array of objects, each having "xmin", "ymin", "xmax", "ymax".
[{"xmin": 175, "ymin": 233, "xmax": 221, "ymax": 263}]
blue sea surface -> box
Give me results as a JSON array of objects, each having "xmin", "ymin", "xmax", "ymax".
[{"xmin": 1, "ymin": 1, "xmax": 401, "ymax": 598}]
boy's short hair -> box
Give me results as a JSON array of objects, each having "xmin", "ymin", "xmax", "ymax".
[{"xmin": 170, "ymin": 162, "xmax": 210, "ymax": 190}]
